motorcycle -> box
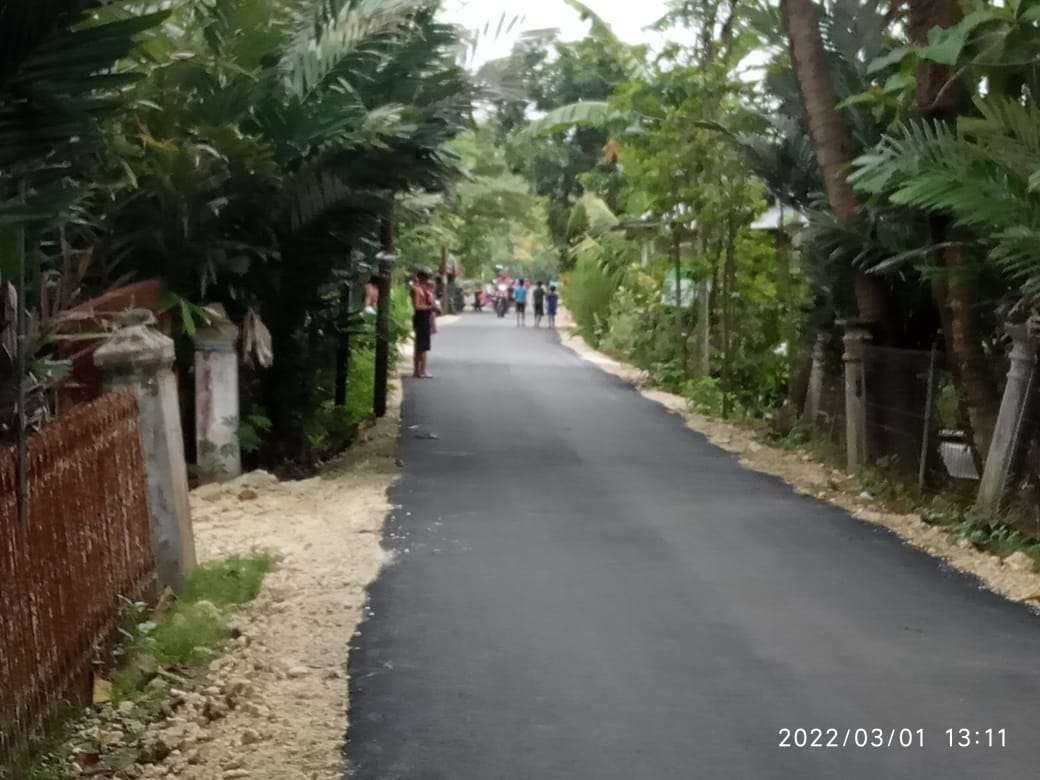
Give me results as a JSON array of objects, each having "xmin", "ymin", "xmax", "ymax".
[{"xmin": 495, "ymin": 284, "xmax": 509, "ymax": 318}]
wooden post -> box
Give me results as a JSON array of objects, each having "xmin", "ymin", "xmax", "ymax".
[
  {"xmin": 373, "ymin": 219, "xmax": 394, "ymax": 418},
  {"xmin": 673, "ymin": 229, "xmax": 686, "ymax": 375},
  {"xmin": 918, "ymin": 342, "xmax": 939, "ymax": 490},
  {"xmin": 334, "ymin": 281, "xmax": 352, "ymax": 407}
]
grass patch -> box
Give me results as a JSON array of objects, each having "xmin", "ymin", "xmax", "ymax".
[
  {"xmin": 111, "ymin": 552, "xmax": 275, "ymax": 702},
  {"xmin": 18, "ymin": 732, "xmax": 70, "ymax": 780},
  {"xmin": 182, "ymin": 554, "xmax": 276, "ymax": 607}
]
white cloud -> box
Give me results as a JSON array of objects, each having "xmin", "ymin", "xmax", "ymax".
[{"xmin": 440, "ymin": 0, "xmax": 670, "ymax": 68}]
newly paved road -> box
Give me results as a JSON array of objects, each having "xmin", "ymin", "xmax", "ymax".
[{"xmin": 347, "ymin": 314, "xmax": 1040, "ymax": 779}]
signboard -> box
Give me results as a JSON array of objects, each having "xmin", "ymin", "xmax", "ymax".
[{"xmin": 661, "ymin": 275, "xmax": 698, "ymax": 307}]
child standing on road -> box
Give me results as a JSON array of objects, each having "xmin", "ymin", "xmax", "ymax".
[
  {"xmin": 514, "ymin": 278, "xmax": 528, "ymax": 326},
  {"xmin": 546, "ymin": 285, "xmax": 559, "ymax": 329},
  {"xmin": 532, "ymin": 281, "xmax": 546, "ymax": 328}
]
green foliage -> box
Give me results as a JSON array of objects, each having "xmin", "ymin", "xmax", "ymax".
[
  {"xmin": 921, "ymin": 508, "xmax": 1040, "ymax": 567},
  {"xmin": 239, "ymin": 413, "xmax": 273, "ymax": 455},
  {"xmin": 491, "ymin": 18, "xmax": 640, "ymax": 250},
  {"xmin": 2, "ymin": 0, "xmax": 476, "ymax": 463},
  {"xmin": 683, "ymin": 377, "xmax": 725, "ymax": 415},
  {"xmin": 181, "ymin": 554, "xmax": 276, "ymax": 608},
  {"xmin": 111, "ymin": 553, "xmax": 275, "ymax": 702},
  {"xmin": 565, "ymin": 253, "xmax": 622, "ymax": 345},
  {"xmin": 397, "ymin": 126, "xmax": 551, "ymax": 281}
]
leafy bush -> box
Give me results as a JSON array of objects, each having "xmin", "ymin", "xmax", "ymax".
[
  {"xmin": 683, "ymin": 377, "xmax": 724, "ymax": 416},
  {"xmin": 602, "ymin": 268, "xmax": 667, "ymax": 365},
  {"xmin": 565, "ymin": 254, "xmax": 621, "ymax": 345},
  {"xmin": 239, "ymin": 412, "xmax": 273, "ymax": 455}
]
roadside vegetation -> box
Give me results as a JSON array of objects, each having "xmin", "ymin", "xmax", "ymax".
[{"xmin": 21, "ymin": 553, "xmax": 275, "ymax": 778}]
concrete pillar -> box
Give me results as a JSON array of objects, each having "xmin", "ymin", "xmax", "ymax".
[
  {"xmin": 95, "ymin": 310, "xmax": 196, "ymax": 590},
  {"xmin": 194, "ymin": 304, "xmax": 241, "ymax": 482},
  {"xmin": 841, "ymin": 320, "xmax": 872, "ymax": 472},
  {"xmin": 803, "ymin": 332, "xmax": 829, "ymax": 424},
  {"xmin": 976, "ymin": 324, "xmax": 1038, "ymax": 514}
]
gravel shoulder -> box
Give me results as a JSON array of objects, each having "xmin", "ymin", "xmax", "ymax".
[
  {"xmin": 154, "ymin": 388, "xmax": 403, "ymax": 779},
  {"xmin": 560, "ymin": 328, "xmax": 1040, "ymax": 607}
]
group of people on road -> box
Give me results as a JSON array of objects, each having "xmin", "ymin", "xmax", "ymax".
[
  {"xmin": 480, "ymin": 277, "xmax": 558, "ymax": 328},
  {"xmin": 511, "ymin": 279, "xmax": 558, "ymax": 328},
  {"xmin": 411, "ymin": 267, "xmax": 561, "ymax": 379}
]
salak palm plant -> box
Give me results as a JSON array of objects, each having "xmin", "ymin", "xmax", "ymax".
[
  {"xmin": 91, "ymin": 0, "xmax": 474, "ymax": 459},
  {"xmin": 0, "ymin": 1, "xmax": 169, "ymax": 437},
  {"xmin": 851, "ymin": 97, "xmax": 1040, "ymax": 307}
]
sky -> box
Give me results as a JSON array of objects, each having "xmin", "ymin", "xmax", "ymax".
[{"xmin": 439, "ymin": 0, "xmax": 672, "ymax": 68}]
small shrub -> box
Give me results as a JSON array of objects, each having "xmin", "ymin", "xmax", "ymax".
[
  {"xmin": 112, "ymin": 553, "xmax": 275, "ymax": 701},
  {"xmin": 239, "ymin": 412, "xmax": 272, "ymax": 454},
  {"xmin": 683, "ymin": 377, "xmax": 724, "ymax": 416}
]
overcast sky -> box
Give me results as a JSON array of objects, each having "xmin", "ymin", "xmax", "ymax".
[{"xmin": 440, "ymin": 0, "xmax": 672, "ymax": 68}]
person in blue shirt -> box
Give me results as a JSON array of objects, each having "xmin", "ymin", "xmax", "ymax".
[
  {"xmin": 546, "ymin": 284, "xmax": 559, "ymax": 329},
  {"xmin": 513, "ymin": 278, "xmax": 528, "ymax": 326}
]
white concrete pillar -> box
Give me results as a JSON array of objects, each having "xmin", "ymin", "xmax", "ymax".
[
  {"xmin": 194, "ymin": 304, "xmax": 241, "ymax": 483},
  {"xmin": 95, "ymin": 310, "xmax": 196, "ymax": 590},
  {"xmin": 976, "ymin": 324, "xmax": 1038, "ymax": 514},
  {"xmin": 841, "ymin": 320, "xmax": 872, "ymax": 472},
  {"xmin": 803, "ymin": 332, "xmax": 829, "ymax": 424}
]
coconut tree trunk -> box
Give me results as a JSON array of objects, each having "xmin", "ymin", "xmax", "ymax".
[
  {"xmin": 780, "ymin": 0, "xmax": 891, "ymax": 333},
  {"xmin": 910, "ymin": 0, "xmax": 1000, "ymax": 458}
]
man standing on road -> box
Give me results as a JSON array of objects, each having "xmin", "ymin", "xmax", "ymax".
[
  {"xmin": 546, "ymin": 284, "xmax": 559, "ymax": 329},
  {"xmin": 409, "ymin": 269, "xmax": 435, "ymax": 378},
  {"xmin": 514, "ymin": 278, "xmax": 528, "ymax": 326},
  {"xmin": 532, "ymin": 281, "xmax": 546, "ymax": 328}
]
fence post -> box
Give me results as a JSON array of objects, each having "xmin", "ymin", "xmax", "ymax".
[
  {"xmin": 840, "ymin": 320, "xmax": 872, "ymax": 472},
  {"xmin": 194, "ymin": 304, "xmax": 241, "ymax": 483},
  {"xmin": 95, "ymin": 309, "xmax": 196, "ymax": 590},
  {"xmin": 976, "ymin": 323, "xmax": 1038, "ymax": 514},
  {"xmin": 802, "ymin": 331, "xmax": 829, "ymax": 424}
]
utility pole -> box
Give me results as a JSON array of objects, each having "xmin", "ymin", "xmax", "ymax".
[
  {"xmin": 441, "ymin": 246, "xmax": 451, "ymax": 315},
  {"xmin": 673, "ymin": 227, "xmax": 686, "ymax": 376},
  {"xmin": 373, "ymin": 219, "xmax": 394, "ymax": 418},
  {"xmin": 15, "ymin": 198, "xmax": 27, "ymax": 528},
  {"xmin": 721, "ymin": 217, "xmax": 737, "ymax": 419}
]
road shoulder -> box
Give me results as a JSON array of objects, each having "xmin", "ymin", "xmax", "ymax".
[{"xmin": 560, "ymin": 328, "xmax": 1040, "ymax": 608}]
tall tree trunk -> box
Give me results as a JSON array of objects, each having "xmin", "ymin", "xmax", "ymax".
[
  {"xmin": 780, "ymin": 0, "xmax": 891, "ymax": 335},
  {"xmin": 910, "ymin": 0, "xmax": 1000, "ymax": 458}
]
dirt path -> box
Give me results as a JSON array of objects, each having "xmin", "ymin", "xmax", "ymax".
[{"xmin": 560, "ymin": 328, "xmax": 1040, "ymax": 607}]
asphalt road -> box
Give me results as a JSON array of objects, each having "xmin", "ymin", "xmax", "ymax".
[{"xmin": 346, "ymin": 314, "xmax": 1040, "ymax": 779}]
